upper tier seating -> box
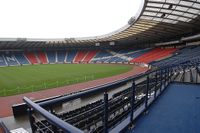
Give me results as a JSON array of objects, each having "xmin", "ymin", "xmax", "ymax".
[
  {"xmin": 46, "ymin": 51, "xmax": 56, "ymax": 64},
  {"xmin": 24, "ymin": 52, "xmax": 39, "ymax": 64},
  {"xmin": 37, "ymin": 52, "xmax": 48, "ymax": 64},
  {"xmin": 14, "ymin": 52, "xmax": 30, "ymax": 65}
]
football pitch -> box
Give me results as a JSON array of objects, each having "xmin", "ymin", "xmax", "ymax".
[{"xmin": 0, "ymin": 64, "xmax": 132, "ymax": 96}]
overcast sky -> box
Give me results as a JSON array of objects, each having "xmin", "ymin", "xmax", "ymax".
[{"xmin": 0, "ymin": 0, "xmax": 142, "ymax": 38}]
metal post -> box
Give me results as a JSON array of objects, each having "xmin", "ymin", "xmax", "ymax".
[
  {"xmin": 169, "ymin": 68, "xmax": 172, "ymax": 82},
  {"xmin": 145, "ymin": 75, "xmax": 149, "ymax": 110},
  {"xmin": 130, "ymin": 81, "xmax": 135, "ymax": 122},
  {"xmin": 164, "ymin": 69, "xmax": 167, "ymax": 87},
  {"xmin": 160, "ymin": 70, "xmax": 162, "ymax": 93},
  {"xmin": 103, "ymin": 92, "xmax": 108, "ymax": 133},
  {"xmin": 27, "ymin": 108, "xmax": 36, "ymax": 133},
  {"xmin": 196, "ymin": 66, "xmax": 198, "ymax": 83},
  {"xmin": 190, "ymin": 69, "xmax": 193, "ymax": 83},
  {"xmin": 167, "ymin": 68, "xmax": 170, "ymax": 85},
  {"xmin": 183, "ymin": 67, "xmax": 185, "ymax": 82},
  {"xmin": 154, "ymin": 71, "xmax": 158, "ymax": 99}
]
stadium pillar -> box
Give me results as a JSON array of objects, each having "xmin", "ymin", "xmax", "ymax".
[
  {"xmin": 103, "ymin": 92, "xmax": 108, "ymax": 133},
  {"xmin": 130, "ymin": 80, "xmax": 135, "ymax": 123},
  {"xmin": 27, "ymin": 108, "xmax": 36, "ymax": 133}
]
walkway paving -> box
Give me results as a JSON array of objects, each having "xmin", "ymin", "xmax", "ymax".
[{"xmin": 131, "ymin": 83, "xmax": 200, "ymax": 133}]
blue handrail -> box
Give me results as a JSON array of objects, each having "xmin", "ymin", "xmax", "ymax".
[{"xmin": 23, "ymin": 97, "xmax": 84, "ymax": 133}]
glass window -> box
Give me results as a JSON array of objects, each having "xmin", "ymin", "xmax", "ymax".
[
  {"xmin": 167, "ymin": 15, "xmax": 178, "ymax": 20},
  {"xmin": 177, "ymin": 17, "xmax": 188, "ymax": 22},
  {"xmin": 143, "ymin": 11, "xmax": 157, "ymax": 16},
  {"xmin": 160, "ymin": 9, "xmax": 172, "ymax": 13},
  {"xmin": 166, "ymin": 0, "xmax": 180, "ymax": 4},
  {"xmin": 192, "ymin": 3, "xmax": 200, "ymax": 9},
  {"xmin": 188, "ymin": 8, "xmax": 199, "ymax": 14},
  {"xmin": 147, "ymin": 3, "xmax": 164, "ymax": 8},
  {"xmin": 172, "ymin": 10, "xmax": 184, "ymax": 15},
  {"xmin": 153, "ymin": 17, "xmax": 163, "ymax": 22},
  {"xmin": 180, "ymin": 1, "xmax": 193, "ymax": 6},
  {"xmin": 141, "ymin": 16, "xmax": 154, "ymax": 20},
  {"xmin": 162, "ymin": 19, "xmax": 174, "ymax": 23},
  {"xmin": 182, "ymin": 13, "xmax": 194, "ymax": 18},
  {"xmin": 176, "ymin": 6, "xmax": 189, "ymax": 11},
  {"xmin": 146, "ymin": 7, "xmax": 160, "ymax": 12},
  {"xmin": 149, "ymin": 0, "xmax": 165, "ymax": 2}
]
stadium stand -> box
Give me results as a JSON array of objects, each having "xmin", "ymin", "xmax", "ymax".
[
  {"xmin": 82, "ymin": 50, "xmax": 99, "ymax": 63},
  {"xmin": 125, "ymin": 48, "xmax": 151, "ymax": 59},
  {"xmin": 152, "ymin": 46, "xmax": 200, "ymax": 68},
  {"xmin": 24, "ymin": 52, "xmax": 39, "ymax": 64},
  {"xmin": 3, "ymin": 53, "xmax": 19, "ymax": 66},
  {"xmin": 37, "ymin": 51, "xmax": 48, "ymax": 64},
  {"xmin": 1, "ymin": 0, "xmax": 200, "ymax": 132},
  {"xmin": 20, "ymin": 45, "xmax": 200, "ymax": 133},
  {"xmin": 24, "ymin": 60, "xmax": 193, "ymax": 133},
  {"xmin": 91, "ymin": 51, "xmax": 114, "ymax": 63},
  {"xmin": 57, "ymin": 51, "xmax": 67, "ymax": 63},
  {"xmin": 46, "ymin": 51, "xmax": 56, "ymax": 64},
  {"xmin": 66, "ymin": 51, "xmax": 77, "ymax": 63},
  {"xmin": 0, "ymin": 48, "xmax": 185, "ymax": 66},
  {"xmin": 0, "ymin": 54, "xmax": 7, "ymax": 67},
  {"xmin": 74, "ymin": 51, "xmax": 88, "ymax": 63},
  {"xmin": 131, "ymin": 48, "xmax": 177, "ymax": 64},
  {"xmin": 14, "ymin": 52, "xmax": 30, "ymax": 65}
]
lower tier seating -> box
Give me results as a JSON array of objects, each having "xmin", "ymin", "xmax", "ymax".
[
  {"xmin": 24, "ymin": 52, "xmax": 39, "ymax": 64},
  {"xmin": 1, "ymin": 46, "xmax": 199, "ymax": 67}
]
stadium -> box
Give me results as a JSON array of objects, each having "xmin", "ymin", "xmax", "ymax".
[{"xmin": 0, "ymin": 0, "xmax": 200, "ymax": 133}]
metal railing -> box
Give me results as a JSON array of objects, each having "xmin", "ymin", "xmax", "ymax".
[{"xmin": 23, "ymin": 62, "xmax": 200, "ymax": 133}]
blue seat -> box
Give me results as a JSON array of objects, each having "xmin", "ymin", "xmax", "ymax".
[
  {"xmin": 14, "ymin": 52, "xmax": 30, "ymax": 65},
  {"xmin": 57, "ymin": 51, "xmax": 66, "ymax": 63},
  {"xmin": 46, "ymin": 51, "xmax": 56, "ymax": 64},
  {"xmin": 4, "ymin": 54, "xmax": 19, "ymax": 66},
  {"xmin": 0, "ymin": 55, "xmax": 7, "ymax": 66},
  {"xmin": 66, "ymin": 51, "xmax": 77, "ymax": 63}
]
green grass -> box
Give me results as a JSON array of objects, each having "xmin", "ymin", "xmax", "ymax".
[{"xmin": 0, "ymin": 64, "xmax": 132, "ymax": 96}]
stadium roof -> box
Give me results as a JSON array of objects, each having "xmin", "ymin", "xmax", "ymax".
[{"xmin": 0, "ymin": 0, "xmax": 200, "ymax": 48}]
